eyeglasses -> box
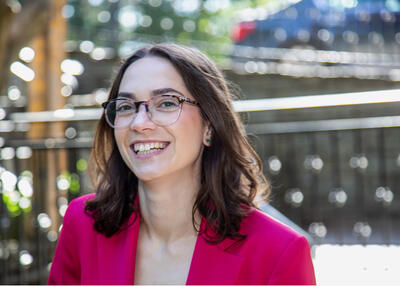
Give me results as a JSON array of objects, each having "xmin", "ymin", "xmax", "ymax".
[{"xmin": 102, "ymin": 95, "xmax": 199, "ymax": 128}]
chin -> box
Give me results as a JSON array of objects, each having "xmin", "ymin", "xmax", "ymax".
[{"xmin": 133, "ymin": 168, "xmax": 167, "ymax": 182}]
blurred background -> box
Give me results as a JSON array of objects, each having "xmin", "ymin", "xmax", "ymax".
[{"xmin": 1, "ymin": 0, "xmax": 400, "ymax": 284}]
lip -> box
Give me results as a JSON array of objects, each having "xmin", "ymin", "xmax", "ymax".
[{"xmin": 130, "ymin": 140, "xmax": 170, "ymax": 159}]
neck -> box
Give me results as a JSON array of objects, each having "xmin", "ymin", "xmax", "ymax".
[{"xmin": 138, "ymin": 171, "xmax": 201, "ymax": 243}]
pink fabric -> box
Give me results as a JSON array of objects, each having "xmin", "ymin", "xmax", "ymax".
[{"xmin": 48, "ymin": 194, "xmax": 316, "ymax": 285}]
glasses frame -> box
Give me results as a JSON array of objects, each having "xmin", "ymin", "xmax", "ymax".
[{"xmin": 102, "ymin": 95, "xmax": 200, "ymax": 128}]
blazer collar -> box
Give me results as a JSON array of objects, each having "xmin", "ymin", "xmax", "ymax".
[
  {"xmin": 95, "ymin": 196, "xmax": 141, "ymax": 285},
  {"xmin": 186, "ymin": 217, "xmax": 245, "ymax": 285},
  {"xmin": 96, "ymin": 199, "xmax": 245, "ymax": 285},
  {"xmin": 96, "ymin": 212, "xmax": 140, "ymax": 285}
]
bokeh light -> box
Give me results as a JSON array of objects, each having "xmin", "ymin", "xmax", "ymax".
[
  {"xmin": 37, "ymin": 213, "xmax": 52, "ymax": 230},
  {"xmin": 118, "ymin": 6, "xmax": 139, "ymax": 30},
  {"xmin": 88, "ymin": 0, "xmax": 104, "ymax": 7},
  {"xmin": 62, "ymin": 4, "xmax": 75, "ymax": 19},
  {"xmin": 19, "ymin": 250, "xmax": 33, "ymax": 267},
  {"xmin": 204, "ymin": 0, "xmax": 231, "ymax": 13},
  {"xmin": 1, "ymin": 147, "xmax": 15, "ymax": 160},
  {"xmin": 18, "ymin": 47, "xmax": 35, "ymax": 63},
  {"xmin": 1, "ymin": 170, "xmax": 17, "ymax": 192},
  {"xmin": 160, "ymin": 17, "xmax": 174, "ymax": 30},
  {"xmin": 76, "ymin": 159, "xmax": 88, "ymax": 172},
  {"xmin": 183, "ymin": 20, "xmax": 196, "ymax": 33},
  {"xmin": 97, "ymin": 10, "xmax": 111, "ymax": 23},
  {"xmin": 56, "ymin": 175, "xmax": 70, "ymax": 191},
  {"xmin": 61, "ymin": 85, "xmax": 73, "ymax": 97},
  {"xmin": 47, "ymin": 230, "xmax": 58, "ymax": 242},
  {"xmin": 172, "ymin": 0, "xmax": 201, "ymax": 15},
  {"xmin": 65, "ymin": 127, "xmax": 77, "ymax": 139},
  {"xmin": 149, "ymin": 0, "xmax": 162, "ymax": 7},
  {"xmin": 90, "ymin": 47, "xmax": 106, "ymax": 60},
  {"xmin": 139, "ymin": 15, "xmax": 152, "ymax": 27},
  {"xmin": 285, "ymin": 188, "xmax": 304, "ymax": 207},
  {"xmin": 267, "ymin": 155, "xmax": 282, "ymax": 174},
  {"xmin": 0, "ymin": 108, "xmax": 6, "ymax": 120},
  {"xmin": 10, "ymin": 62, "xmax": 35, "ymax": 82},
  {"xmin": 16, "ymin": 146, "xmax": 32, "ymax": 159},
  {"xmin": 79, "ymin": 40, "xmax": 95, "ymax": 53},
  {"xmin": 18, "ymin": 197, "xmax": 31, "ymax": 210},
  {"xmin": 61, "ymin": 59, "xmax": 84, "ymax": 76},
  {"xmin": 17, "ymin": 177, "xmax": 33, "ymax": 197},
  {"xmin": 60, "ymin": 73, "xmax": 78, "ymax": 88},
  {"xmin": 7, "ymin": 86, "xmax": 21, "ymax": 101},
  {"xmin": 309, "ymin": 222, "xmax": 327, "ymax": 238}
]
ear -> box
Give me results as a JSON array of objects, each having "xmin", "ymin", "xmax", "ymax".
[{"xmin": 203, "ymin": 124, "xmax": 212, "ymax": 147}]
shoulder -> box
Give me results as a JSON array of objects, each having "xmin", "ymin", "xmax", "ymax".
[
  {"xmin": 234, "ymin": 208, "xmax": 316, "ymax": 284},
  {"xmin": 70, "ymin": 192, "xmax": 96, "ymax": 205},
  {"xmin": 66, "ymin": 193, "xmax": 95, "ymax": 214},
  {"xmin": 239, "ymin": 207, "xmax": 308, "ymax": 253},
  {"xmin": 242, "ymin": 207, "xmax": 303, "ymax": 239},
  {"xmin": 63, "ymin": 193, "xmax": 96, "ymax": 229}
]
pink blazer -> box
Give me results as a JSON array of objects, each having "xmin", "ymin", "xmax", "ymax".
[{"xmin": 48, "ymin": 194, "xmax": 316, "ymax": 285}]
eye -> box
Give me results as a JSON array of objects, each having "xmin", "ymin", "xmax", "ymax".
[
  {"xmin": 116, "ymin": 102, "xmax": 134, "ymax": 113},
  {"xmin": 160, "ymin": 100, "xmax": 179, "ymax": 108},
  {"xmin": 154, "ymin": 96, "xmax": 180, "ymax": 110}
]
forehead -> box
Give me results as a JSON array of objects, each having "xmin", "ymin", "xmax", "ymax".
[{"xmin": 118, "ymin": 56, "xmax": 188, "ymax": 97}]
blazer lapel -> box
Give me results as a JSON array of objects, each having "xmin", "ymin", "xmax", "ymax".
[
  {"xmin": 186, "ymin": 218, "xmax": 244, "ymax": 285},
  {"xmin": 96, "ymin": 210, "xmax": 140, "ymax": 285}
]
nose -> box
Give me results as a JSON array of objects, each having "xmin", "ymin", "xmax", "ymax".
[{"xmin": 129, "ymin": 104, "xmax": 156, "ymax": 132}]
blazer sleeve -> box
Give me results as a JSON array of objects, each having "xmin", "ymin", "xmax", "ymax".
[
  {"xmin": 48, "ymin": 200, "xmax": 81, "ymax": 285},
  {"xmin": 268, "ymin": 236, "xmax": 316, "ymax": 285}
]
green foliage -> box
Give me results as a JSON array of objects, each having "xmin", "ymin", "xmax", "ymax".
[
  {"xmin": 76, "ymin": 158, "xmax": 88, "ymax": 172},
  {"xmin": 66, "ymin": 0, "xmax": 278, "ymax": 60},
  {"xmin": 69, "ymin": 173, "xmax": 80, "ymax": 194},
  {"xmin": 58, "ymin": 171, "xmax": 81, "ymax": 194},
  {"xmin": 1, "ymin": 170, "xmax": 33, "ymax": 217},
  {"xmin": 2, "ymin": 195, "xmax": 21, "ymax": 217}
]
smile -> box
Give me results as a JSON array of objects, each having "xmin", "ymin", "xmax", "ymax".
[{"xmin": 132, "ymin": 142, "xmax": 169, "ymax": 156}]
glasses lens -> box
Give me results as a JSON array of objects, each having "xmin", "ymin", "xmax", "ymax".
[
  {"xmin": 104, "ymin": 96, "xmax": 184, "ymax": 128},
  {"xmin": 105, "ymin": 98, "xmax": 136, "ymax": 128},
  {"xmin": 149, "ymin": 95, "xmax": 182, "ymax": 126}
]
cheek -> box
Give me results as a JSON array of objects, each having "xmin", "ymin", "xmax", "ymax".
[{"xmin": 175, "ymin": 112, "xmax": 205, "ymax": 148}]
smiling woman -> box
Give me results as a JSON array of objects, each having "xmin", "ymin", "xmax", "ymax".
[{"xmin": 48, "ymin": 43, "xmax": 316, "ymax": 285}]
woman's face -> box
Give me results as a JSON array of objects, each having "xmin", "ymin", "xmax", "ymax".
[{"xmin": 114, "ymin": 56, "xmax": 207, "ymax": 182}]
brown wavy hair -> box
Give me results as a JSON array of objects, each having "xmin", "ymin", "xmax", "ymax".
[{"xmin": 85, "ymin": 43, "xmax": 269, "ymax": 241}]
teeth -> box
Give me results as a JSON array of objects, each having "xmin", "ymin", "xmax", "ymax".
[{"xmin": 133, "ymin": 142, "xmax": 167, "ymax": 154}]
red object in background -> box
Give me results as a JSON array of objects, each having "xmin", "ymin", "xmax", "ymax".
[{"xmin": 231, "ymin": 21, "xmax": 256, "ymax": 43}]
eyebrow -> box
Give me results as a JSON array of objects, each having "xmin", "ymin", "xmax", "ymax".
[{"xmin": 117, "ymin": 88, "xmax": 185, "ymax": 99}]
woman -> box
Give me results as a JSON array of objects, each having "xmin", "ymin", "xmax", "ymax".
[{"xmin": 48, "ymin": 43, "xmax": 316, "ymax": 285}]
